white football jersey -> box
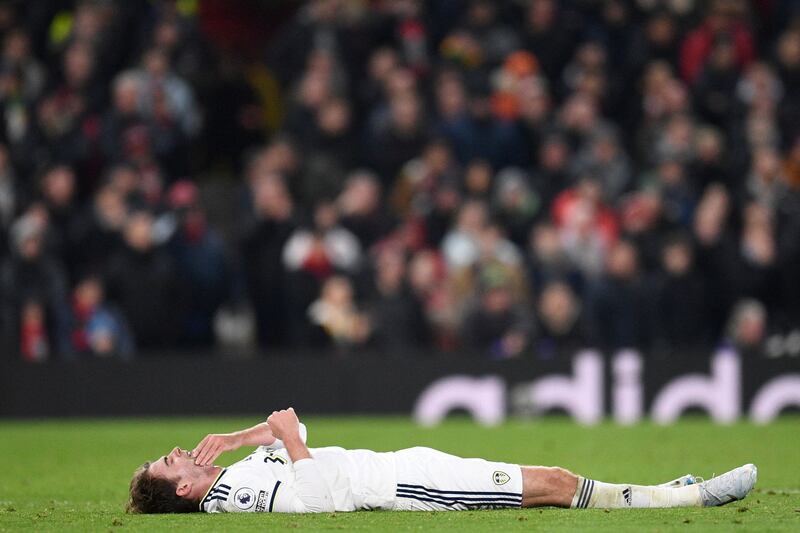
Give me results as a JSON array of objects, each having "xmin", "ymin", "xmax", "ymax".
[{"xmin": 199, "ymin": 446, "xmax": 397, "ymax": 513}]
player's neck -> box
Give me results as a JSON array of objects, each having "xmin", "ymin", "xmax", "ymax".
[{"xmin": 193, "ymin": 465, "xmax": 223, "ymax": 501}]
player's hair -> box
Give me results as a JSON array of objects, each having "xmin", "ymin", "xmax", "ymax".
[{"xmin": 126, "ymin": 462, "xmax": 199, "ymax": 514}]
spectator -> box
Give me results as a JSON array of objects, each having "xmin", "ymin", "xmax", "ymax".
[
  {"xmin": 390, "ymin": 137, "xmax": 459, "ymax": 220},
  {"xmin": 71, "ymin": 275, "xmax": 134, "ymax": 359},
  {"xmin": 442, "ymin": 199, "xmax": 488, "ymax": 269},
  {"xmin": 629, "ymin": 10, "xmax": 681, "ymax": 74},
  {"xmin": 105, "ymin": 210, "xmax": 180, "ymax": 350},
  {"xmin": 557, "ymin": 93, "xmax": 606, "ymax": 152},
  {"xmin": 36, "ymin": 42, "xmax": 101, "ymax": 176},
  {"xmin": 725, "ymin": 298, "xmax": 768, "ymax": 354},
  {"xmin": 0, "ymin": 144, "xmax": 18, "ymax": 256},
  {"xmin": 690, "ymin": 126, "xmax": 731, "ymax": 191},
  {"xmin": 552, "ymin": 177, "xmax": 618, "ymax": 279},
  {"xmin": 0, "ymin": 59, "xmax": 38, "ymax": 172},
  {"xmin": 680, "ymin": 0, "xmax": 754, "ymax": 84},
  {"xmin": 526, "ymin": 222, "xmax": 583, "ymax": 299},
  {"xmin": 2, "ymin": 212, "xmax": 72, "ymax": 359},
  {"xmin": 363, "ymin": 89, "xmax": 429, "ymax": 186},
  {"xmin": 135, "ymin": 47, "xmax": 201, "ymax": 139},
  {"xmin": 70, "ymin": 184, "xmax": 128, "ymax": 276},
  {"xmin": 2, "ymin": 28, "xmax": 45, "ymax": 101},
  {"xmin": 693, "ymin": 35, "xmax": 742, "ymax": 127},
  {"xmin": 463, "ymin": 159, "xmax": 492, "ymax": 200},
  {"xmin": 166, "ymin": 181, "xmax": 230, "ymax": 348},
  {"xmin": 38, "ymin": 164, "xmax": 80, "ymax": 273},
  {"xmin": 732, "ymin": 202, "xmax": 780, "ymax": 306},
  {"xmin": 522, "ymin": 0, "xmax": 581, "ymax": 83},
  {"xmin": 650, "ymin": 236, "xmax": 711, "ymax": 352},
  {"xmin": 283, "ymin": 199, "xmax": 362, "ymax": 279},
  {"xmin": 337, "ymin": 170, "xmax": 394, "ymax": 249},
  {"xmin": 587, "ymin": 240, "xmax": 649, "ymax": 350},
  {"xmin": 643, "ymin": 158, "xmax": 696, "ymax": 227},
  {"xmin": 408, "ymin": 249, "xmax": 457, "ymax": 350},
  {"xmin": 241, "ymin": 173, "xmax": 298, "ymax": 348},
  {"xmin": 569, "ymin": 127, "xmax": 632, "ymax": 204},
  {"xmin": 307, "ymin": 275, "xmax": 370, "ymax": 350},
  {"xmin": 745, "ymin": 147, "xmax": 788, "ymax": 210},
  {"xmin": 453, "ymin": 0, "xmax": 519, "ymax": 67},
  {"xmin": 492, "ymin": 167, "xmax": 540, "ymax": 247},
  {"xmin": 692, "ymin": 183, "xmax": 738, "ymax": 338},
  {"xmin": 532, "ymin": 280, "xmax": 585, "ymax": 360},
  {"xmin": 101, "ymin": 71, "xmax": 175, "ymax": 189},
  {"xmin": 618, "ymin": 190, "xmax": 669, "ymax": 273},
  {"xmin": 460, "ymin": 264, "xmax": 533, "ymax": 358},
  {"xmin": 298, "ymin": 97, "xmax": 356, "ymax": 202},
  {"xmin": 775, "ymin": 30, "xmax": 800, "ymax": 142},
  {"xmin": 516, "ymin": 76, "xmax": 553, "ymax": 162},
  {"xmin": 436, "ymin": 77, "xmax": 525, "ymax": 169},
  {"xmin": 365, "ymin": 245, "xmax": 429, "ymax": 352},
  {"xmin": 530, "ymin": 133, "xmax": 571, "ymax": 209}
]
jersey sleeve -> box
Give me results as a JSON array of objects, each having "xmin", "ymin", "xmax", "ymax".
[{"xmin": 282, "ymin": 458, "xmax": 335, "ymax": 513}]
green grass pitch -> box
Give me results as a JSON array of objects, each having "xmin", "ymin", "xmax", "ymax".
[{"xmin": 0, "ymin": 416, "xmax": 798, "ymax": 532}]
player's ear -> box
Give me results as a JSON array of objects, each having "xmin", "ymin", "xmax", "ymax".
[{"xmin": 176, "ymin": 481, "xmax": 192, "ymax": 498}]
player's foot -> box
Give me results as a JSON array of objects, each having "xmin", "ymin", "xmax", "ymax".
[
  {"xmin": 698, "ymin": 464, "xmax": 757, "ymax": 507},
  {"xmin": 658, "ymin": 474, "xmax": 697, "ymax": 488}
]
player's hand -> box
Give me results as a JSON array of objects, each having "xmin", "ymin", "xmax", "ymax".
[
  {"xmin": 192, "ymin": 432, "xmax": 244, "ymax": 466},
  {"xmin": 267, "ymin": 407, "xmax": 300, "ymax": 442}
]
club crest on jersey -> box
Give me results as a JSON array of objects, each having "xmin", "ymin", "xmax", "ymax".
[
  {"xmin": 234, "ymin": 488, "xmax": 256, "ymax": 510},
  {"xmin": 255, "ymin": 490, "xmax": 268, "ymax": 512},
  {"xmin": 493, "ymin": 471, "xmax": 510, "ymax": 485}
]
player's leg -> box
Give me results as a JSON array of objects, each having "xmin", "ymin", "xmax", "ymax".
[
  {"xmin": 657, "ymin": 474, "xmax": 696, "ymax": 488},
  {"xmin": 520, "ymin": 464, "xmax": 757, "ymax": 509},
  {"xmin": 520, "ymin": 466, "xmax": 579, "ymax": 507},
  {"xmin": 392, "ymin": 447, "xmax": 525, "ymax": 511}
]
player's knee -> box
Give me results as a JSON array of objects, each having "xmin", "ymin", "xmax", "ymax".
[
  {"xmin": 523, "ymin": 466, "xmax": 574, "ymax": 487},
  {"xmin": 541, "ymin": 467, "xmax": 577, "ymax": 490}
]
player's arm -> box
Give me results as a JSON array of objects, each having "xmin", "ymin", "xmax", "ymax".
[
  {"xmin": 267, "ymin": 408, "xmax": 335, "ymax": 513},
  {"xmin": 193, "ymin": 420, "xmax": 307, "ymax": 466},
  {"xmin": 191, "ymin": 422, "xmax": 273, "ymax": 465}
]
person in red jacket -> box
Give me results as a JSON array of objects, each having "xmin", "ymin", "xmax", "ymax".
[{"xmin": 680, "ymin": 0, "xmax": 754, "ymax": 84}]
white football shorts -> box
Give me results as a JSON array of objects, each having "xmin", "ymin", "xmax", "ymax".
[{"xmin": 391, "ymin": 447, "xmax": 523, "ymax": 511}]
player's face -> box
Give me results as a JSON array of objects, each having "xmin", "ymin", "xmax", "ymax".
[{"xmin": 147, "ymin": 446, "xmax": 208, "ymax": 482}]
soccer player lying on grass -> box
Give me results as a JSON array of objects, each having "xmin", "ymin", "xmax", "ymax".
[{"xmin": 126, "ymin": 408, "xmax": 757, "ymax": 514}]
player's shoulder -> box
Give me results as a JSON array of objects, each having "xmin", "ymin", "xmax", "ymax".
[
  {"xmin": 201, "ymin": 451, "xmax": 287, "ymax": 513},
  {"xmin": 199, "ymin": 468, "xmax": 233, "ymax": 513},
  {"xmin": 200, "ymin": 468, "xmax": 259, "ymax": 513}
]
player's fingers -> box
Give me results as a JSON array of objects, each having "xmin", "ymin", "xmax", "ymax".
[
  {"xmin": 199, "ymin": 435, "xmax": 219, "ymax": 456},
  {"xmin": 193, "ymin": 436, "xmax": 211, "ymax": 463},
  {"xmin": 198, "ymin": 448, "xmax": 214, "ymax": 465},
  {"xmin": 203, "ymin": 443, "xmax": 221, "ymax": 465},
  {"xmin": 205, "ymin": 443, "xmax": 223, "ymax": 465},
  {"xmin": 196, "ymin": 438, "xmax": 218, "ymax": 465},
  {"xmin": 192, "ymin": 435, "xmax": 211, "ymax": 456},
  {"xmin": 194, "ymin": 446, "xmax": 208, "ymax": 465}
]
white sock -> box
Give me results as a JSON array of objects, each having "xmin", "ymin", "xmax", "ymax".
[{"xmin": 571, "ymin": 476, "xmax": 702, "ymax": 509}]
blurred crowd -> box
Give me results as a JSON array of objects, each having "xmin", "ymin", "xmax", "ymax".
[{"xmin": 2, "ymin": 0, "xmax": 800, "ymax": 361}]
